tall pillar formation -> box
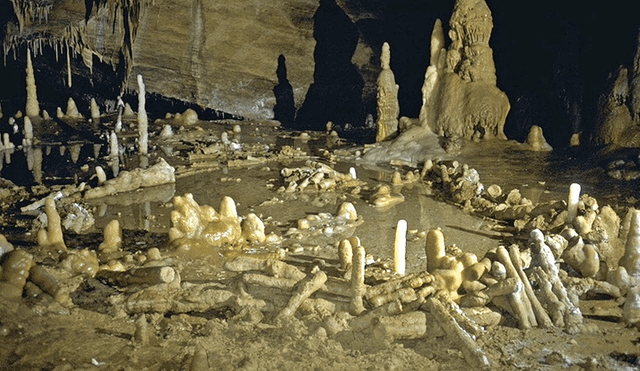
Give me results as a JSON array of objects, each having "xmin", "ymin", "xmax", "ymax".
[{"xmin": 419, "ymin": 0, "xmax": 510, "ymax": 141}]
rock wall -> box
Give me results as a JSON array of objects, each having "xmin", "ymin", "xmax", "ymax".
[{"xmin": 128, "ymin": 0, "xmax": 319, "ymax": 119}]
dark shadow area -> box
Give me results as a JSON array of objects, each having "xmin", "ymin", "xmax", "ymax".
[
  {"xmin": 273, "ymin": 54, "xmax": 295, "ymax": 128},
  {"xmin": 295, "ymin": 0, "xmax": 365, "ymax": 132}
]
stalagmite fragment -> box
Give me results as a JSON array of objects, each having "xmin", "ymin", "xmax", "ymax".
[
  {"xmin": 394, "ymin": 219, "xmax": 407, "ymax": 275},
  {"xmin": 98, "ymin": 219, "xmax": 122, "ymax": 254},
  {"xmin": 134, "ymin": 314, "xmax": 150, "ymax": 345},
  {"xmin": 84, "ymin": 158, "xmax": 175, "ymax": 199},
  {"xmin": 137, "ymin": 74, "xmax": 148, "ymax": 155},
  {"xmin": 336, "ymin": 202, "xmax": 358, "ymax": 221},
  {"xmin": 530, "ymin": 229, "xmax": 582, "ymax": 331},
  {"xmin": 426, "ymin": 228, "xmax": 446, "ymax": 273},
  {"xmin": 109, "ymin": 131, "xmax": 118, "ymax": 158},
  {"xmin": 0, "ymin": 249, "xmax": 34, "ymax": 298},
  {"xmin": 28, "ymin": 264, "xmax": 67, "ymax": 304},
  {"xmin": 338, "ymin": 239, "xmax": 353, "ymax": 278},
  {"xmin": 496, "ymin": 246, "xmax": 534, "ymax": 329},
  {"xmin": 37, "ymin": 197, "xmax": 67, "ymax": 252},
  {"xmin": 350, "ymin": 300, "xmax": 403, "ymax": 331},
  {"xmin": 524, "ymin": 125, "xmax": 552, "ymax": 151},
  {"xmin": 621, "ymin": 210, "xmax": 640, "ymax": 325},
  {"xmin": 275, "ymin": 269, "xmax": 327, "ymax": 321},
  {"xmin": 350, "ymin": 244, "xmax": 367, "ymax": 315},
  {"xmin": 508, "ymin": 245, "xmax": 553, "ymax": 328},
  {"xmin": 25, "ymin": 48, "xmax": 40, "ymax": 118},
  {"xmin": 90, "ymin": 98, "xmax": 100, "ymax": 120},
  {"xmin": 3, "ymin": 133, "xmax": 14, "ymax": 150},
  {"xmin": 225, "ymin": 256, "xmax": 305, "ymax": 281},
  {"xmin": 23, "ymin": 116, "xmax": 33, "ymax": 146},
  {"xmin": 65, "ymin": 97, "xmax": 83, "ymax": 119},
  {"xmin": 95, "ymin": 166, "xmax": 107, "ymax": 184},
  {"xmin": 241, "ymin": 213, "xmax": 266, "ymax": 244},
  {"xmin": 97, "ymin": 266, "xmax": 176, "ymax": 286},
  {"xmin": 372, "ymin": 311, "xmax": 426, "ymax": 343},
  {"xmin": 190, "ymin": 347, "xmax": 209, "ymax": 371},
  {"xmin": 426, "ymin": 298, "xmax": 491, "ymax": 370},
  {"xmin": 567, "ymin": 183, "xmax": 581, "ymax": 223}
]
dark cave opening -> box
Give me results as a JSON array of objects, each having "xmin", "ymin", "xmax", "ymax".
[{"xmin": 295, "ymin": 0, "xmax": 365, "ymax": 132}]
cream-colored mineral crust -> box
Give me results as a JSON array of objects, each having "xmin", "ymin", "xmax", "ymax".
[{"xmin": 84, "ymin": 157, "xmax": 175, "ymax": 199}]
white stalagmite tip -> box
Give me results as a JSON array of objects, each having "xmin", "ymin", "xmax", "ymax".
[
  {"xmin": 394, "ymin": 219, "xmax": 407, "ymax": 275},
  {"xmin": 567, "ymin": 183, "xmax": 581, "ymax": 223}
]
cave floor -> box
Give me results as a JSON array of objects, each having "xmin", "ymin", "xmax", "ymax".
[{"xmin": 1, "ymin": 117, "xmax": 640, "ymax": 370}]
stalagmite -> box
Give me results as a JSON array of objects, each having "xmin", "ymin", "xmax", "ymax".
[
  {"xmin": 394, "ymin": 219, "xmax": 407, "ymax": 275},
  {"xmin": 137, "ymin": 74, "xmax": 149, "ymax": 155},
  {"xmin": 96, "ymin": 266, "xmax": 177, "ymax": 286},
  {"xmin": 350, "ymin": 243, "xmax": 367, "ymax": 315},
  {"xmin": 25, "ymin": 48, "xmax": 40, "ymax": 118},
  {"xmin": 621, "ymin": 210, "xmax": 640, "ymax": 326},
  {"xmin": 95, "ymin": 166, "xmax": 107, "ymax": 184},
  {"xmin": 375, "ymin": 42, "xmax": 400, "ymax": 142},
  {"xmin": 109, "ymin": 131, "xmax": 118, "ymax": 158},
  {"xmin": 426, "ymin": 298, "xmax": 490, "ymax": 370},
  {"xmin": 37, "ymin": 197, "xmax": 67, "ymax": 252},
  {"xmin": 496, "ymin": 246, "xmax": 534, "ymax": 329},
  {"xmin": 29, "ymin": 265, "xmax": 68, "ymax": 304},
  {"xmin": 65, "ymin": 98, "xmax": 83, "ymax": 119},
  {"xmin": 98, "ymin": 219, "xmax": 122, "ymax": 254},
  {"xmin": 338, "ymin": 239, "xmax": 353, "ymax": 278},
  {"xmin": 567, "ymin": 183, "xmax": 581, "ymax": 223},
  {"xmin": 90, "ymin": 98, "xmax": 100, "ymax": 121},
  {"xmin": 23, "ymin": 116, "xmax": 33, "ymax": 146},
  {"xmin": 0, "ymin": 249, "xmax": 34, "ymax": 298},
  {"xmin": 508, "ymin": 245, "xmax": 553, "ymax": 328},
  {"xmin": 275, "ymin": 269, "xmax": 327, "ymax": 321}
]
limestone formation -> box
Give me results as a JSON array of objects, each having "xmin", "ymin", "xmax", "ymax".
[
  {"xmin": 595, "ymin": 66, "xmax": 640, "ymax": 148},
  {"xmin": 524, "ymin": 125, "xmax": 552, "ymax": 152},
  {"xmin": 137, "ymin": 74, "xmax": 149, "ymax": 155},
  {"xmin": 418, "ymin": 0, "xmax": 510, "ymax": 141},
  {"xmin": 25, "ymin": 48, "xmax": 40, "ymax": 118},
  {"xmin": 375, "ymin": 42, "xmax": 400, "ymax": 142}
]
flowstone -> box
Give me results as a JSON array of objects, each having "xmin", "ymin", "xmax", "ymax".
[{"xmin": 419, "ymin": 0, "xmax": 510, "ymax": 141}]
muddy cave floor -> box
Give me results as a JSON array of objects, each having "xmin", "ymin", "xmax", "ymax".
[{"xmin": 1, "ymin": 117, "xmax": 640, "ymax": 370}]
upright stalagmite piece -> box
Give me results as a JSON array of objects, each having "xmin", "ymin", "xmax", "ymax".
[
  {"xmin": 65, "ymin": 97, "xmax": 83, "ymax": 119},
  {"xmin": 25, "ymin": 48, "xmax": 40, "ymax": 118},
  {"xmin": 37, "ymin": 197, "xmax": 67, "ymax": 252},
  {"xmin": 23, "ymin": 116, "xmax": 33, "ymax": 146},
  {"xmin": 567, "ymin": 183, "xmax": 581, "ymax": 223},
  {"xmin": 98, "ymin": 219, "xmax": 122, "ymax": 254},
  {"xmin": 394, "ymin": 219, "xmax": 407, "ymax": 275},
  {"xmin": 350, "ymin": 242, "xmax": 367, "ymax": 315},
  {"xmin": 622, "ymin": 211, "xmax": 640, "ymax": 326},
  {"xmin": 375, "ymin": 42, "xmax": 400, "ymax": 142},
  {"xmin": 90, "ymin": 98, "xmax": 100, "ymax": 121},
  {"xmin": 418, "ymin": 0, "xmax": 510, "ymax": 141},
  {"xmin": 137, "ymin": 74, "xmax": 149, "ymax": 155},
  {"xmin": 524, "ymin": 125, "xmax": 552, "ymax": 151}
]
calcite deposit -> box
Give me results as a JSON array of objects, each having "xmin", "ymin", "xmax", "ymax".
[{"xmin": 419, "ymin": 0, "xmax": 510, "ymax": 141}]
